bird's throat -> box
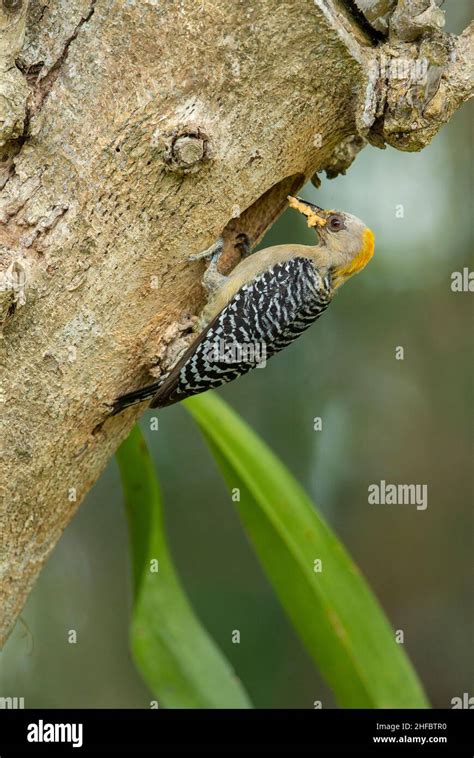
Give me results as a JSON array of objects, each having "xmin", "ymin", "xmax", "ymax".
[{"xmin": 332, "ymin": 228, "xmax": 375, "ymax": 289}]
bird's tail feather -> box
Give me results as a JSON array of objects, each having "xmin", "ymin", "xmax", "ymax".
[{"xmin": 111, "ymin": 380, "xmax": 163, "ymax": 415}]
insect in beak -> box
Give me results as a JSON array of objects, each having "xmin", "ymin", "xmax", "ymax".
[{"xmin": 287, "ymin": 195, "xmax": 327, "ymax": 228}]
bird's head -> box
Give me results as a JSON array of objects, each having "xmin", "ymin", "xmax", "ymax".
[{"xmin": 288, "ymin": 196, "xmax": 374, "ymax": 289}]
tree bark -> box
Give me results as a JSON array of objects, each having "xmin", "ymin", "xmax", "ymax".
[{"xmin": 0, "ymin": 0, "xmax": 472, "ymax": 646}]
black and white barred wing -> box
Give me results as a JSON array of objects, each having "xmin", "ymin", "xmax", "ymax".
[{"xmin": 150, "ymin": 257, "xmax": 332, "ymax": 408}]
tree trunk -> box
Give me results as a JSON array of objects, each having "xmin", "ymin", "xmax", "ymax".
[{"xmin": 0, "ymin": 0, "xmax": 472, "ymax": 646}]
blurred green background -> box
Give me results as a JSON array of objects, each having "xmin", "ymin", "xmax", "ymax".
[{"xmin": 1, "ymin": 2, "xmax": 472, "ymax": 710}]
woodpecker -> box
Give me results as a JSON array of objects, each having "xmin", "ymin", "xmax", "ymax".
[{"xmin": 111, "ymin": 196, "xmax": 374, "ymax": 414}]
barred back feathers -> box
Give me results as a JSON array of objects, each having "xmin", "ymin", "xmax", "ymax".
[
  {"xmin": 152, "ymin": 256, "xmax": 331, "ymax": 408},
  {"xmin": 112, "ymin": 257, "xmax": 332, "ymax": 414}
]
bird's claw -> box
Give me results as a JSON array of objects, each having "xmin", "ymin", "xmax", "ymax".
[{"xmin": 188, "ymin": 237, "xmax": 224, "ymax": 263}]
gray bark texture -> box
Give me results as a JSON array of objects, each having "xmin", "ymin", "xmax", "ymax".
[{"xmin": 0, "ymin": 0, "xmax": 472, "ymax": 646}]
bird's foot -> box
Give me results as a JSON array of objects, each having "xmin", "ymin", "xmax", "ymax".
[
  {"xmin": 188, "ymin": 237, "xmax": 227, "ymax": 295},
  {"xmin": 188, "ymin": 237, "xmax": 224, "ymax": 263}
]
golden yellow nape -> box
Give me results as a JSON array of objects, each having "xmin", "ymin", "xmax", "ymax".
[{"xmin": 333, "ymin": 228, "xmax": 375, "ymax": 288}]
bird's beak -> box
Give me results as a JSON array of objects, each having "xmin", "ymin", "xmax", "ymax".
[{"xmin": 287, "ymin": 196, "xmax": 327, "ymax": 228}]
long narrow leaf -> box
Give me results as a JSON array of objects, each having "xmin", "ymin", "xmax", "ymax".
[
  {"xmin": 185, "ymin": 393, "xmax": 429, "ymax": 708},
  {"xmin": 116, "ymin": 425, "xmax": 252, "ymax": 709}
]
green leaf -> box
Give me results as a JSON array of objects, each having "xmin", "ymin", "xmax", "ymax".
[
  {"xmin": 184, "ymin": 392, "xmax": 429, "ymax": 708},
  {"xmin": 116, "ymin": 425, "xmax": 252, "ymax": 709}
]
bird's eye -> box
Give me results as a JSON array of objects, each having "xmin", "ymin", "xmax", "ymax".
[{"xmin": 328, "ymin": 215, "xmax": 344, "ymax": 232}]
